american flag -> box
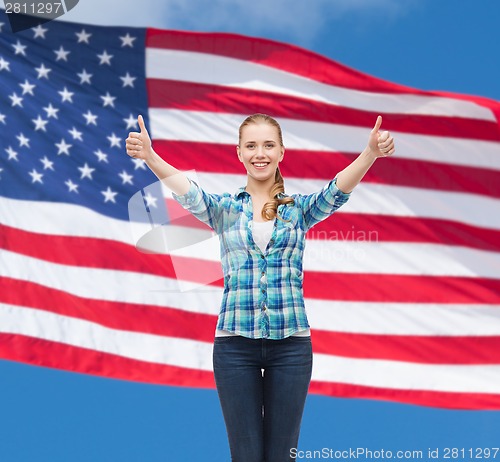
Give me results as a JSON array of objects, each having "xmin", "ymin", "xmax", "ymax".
[{"xmin": 1, "ymin": 10, "xmax": 500, "ymax": 410}]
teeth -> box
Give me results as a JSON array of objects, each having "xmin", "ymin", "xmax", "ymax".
[{"xmin": 254, "ymin": 163, "xmax": 268, "ymax": 167}]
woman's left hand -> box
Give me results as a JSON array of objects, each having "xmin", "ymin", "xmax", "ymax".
[{"xmin": 368, "ymin": 115, "xmax": 395, "ymax": 158}]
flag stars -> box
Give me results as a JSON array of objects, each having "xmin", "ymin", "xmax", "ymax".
[
  {"xmin": 94, "ymin": 149, "xmax": 108, "ymax": 163},
  {"xmin": 131, "ymin": 158, "xmax": 146, "ymax": 170},
  {"xmin": 118, "ymin": 170, "xmax": 133, "ymax": 185},
  {"xmin": 83, "ymin": 110, "xmax": 98, "ymax": 125},
  {"xmin": 58, "ymin": 86, "xmax": 74, "ymax": 103},
  {"xmin": 43, "ymin": 103, "xmax": 59, "ymax": 119},
  {"xmin": 120, "ymin": 72, "xmax": 136, "ymax": 88},
  {"xmin": 100, "ymin": 92, "xmax": 116, "ymax": 107},
  {"xmin": 17, "ymin": 133, "xmax": 30, "ymax": 148},
  {"xmin": 76, "ymin": 29, "xmax": 92, "ymax": 44},
  {"xmin": 97, "ymin": 50, "xmax": 113, "ymax": 65},
  {"xmin": 32, "ymin": 24, "xmax": 48, "ymax": 39},
  {"xmin": 124, "ymin": 114, "xmax": 138, "ymax": 129},
  {"xmin": 0, "ymin": 113, "xmax": 6, "ymax": 124},
  {"xmin": 54, "ymin": 46, "xmax": 70, "ymax": 61},
  {"xmin": 35, "ymin": 63, "xmax": 52, "ymax": 79},
  {"xmin": 101, "ymin": 187, "xmax": 117, "ymax": 203},
  {"xmin": 12, "ymin": 40, "xmax": 27, "ymax": 56},
  {"xmin": 0, "ymin": 57, "xmax": 10, "ymax": 71},
  {"xmin": 65, "ymin": 179, "xmax": 79, "ymax": 193},
  {"xmin": 77, "ymin": 68, "xmax": 92, "ymax": 84},
  {"xmin": 40, "ymin": 156, "xmax": 54, "ymax": 170},
  {"xmin": 5, "ymin": 146, "xmax": 19, "ymax": 161},
  {"xmin": 33, "ymin": 115, "xmax": 49, "ymax": 131},
  {"xmin": 19, "ymin": 79, "xmax": 36, "ymax": 95},
  {"xmin": 78, "ymin": 163, "xmax": 95, "ymax": 180},
  {"xmin": 9, "ymin": 93, "xmax": 23, "ymax": 107},
  {"xmin": 119, "ymin": 33, "xmax": 136, "ymax": 47},
  {"xmin": 143, "ymin": 192, "xmax": 158, "ymax": 208},
  {"xmin": 107, "ymin": 132, "xmax": 121, "ymax": 148},
  {"xmin": 68, "ymin": 127, "xmax": 83, "ymax": 141},
  {"xmin": 29, "ymin": 169, "xmax": 44, "ymax": 184},
  {"xmin": 55, "ymin": 138, "xmax": 72, "ymax": 155}
]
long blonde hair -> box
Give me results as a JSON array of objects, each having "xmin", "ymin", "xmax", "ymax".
[{"xmin": 238, "ymin": 114, "xmax": 295, "ymax": 221}]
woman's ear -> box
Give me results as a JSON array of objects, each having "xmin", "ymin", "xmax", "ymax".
[
  {"xmin": 279, "ymin": 145, "xmax": 285, "ymax": 162},
  {"xmin": 236, "ymin": 145, "xmax": 243, "ymax": 162}
]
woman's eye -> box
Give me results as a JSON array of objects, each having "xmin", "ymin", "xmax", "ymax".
[{"xmin": 266, "ymin": 144, "xmax": 275, "ymax": 148}]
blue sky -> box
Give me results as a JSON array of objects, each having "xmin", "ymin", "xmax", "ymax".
[{"xmin": 1, "ymin": 1, "xmax": 500, "ymax": 461}]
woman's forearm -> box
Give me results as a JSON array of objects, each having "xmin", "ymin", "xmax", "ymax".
[
  {"xmin": 335, "ymin": 147, "xmax": 377, "ymax": 194},
  {"xmin": 145, "ymin": 150, "xmax": 191, "ymax": 196}
]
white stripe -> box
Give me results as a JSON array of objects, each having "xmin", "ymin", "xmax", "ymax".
[
  {"xmin": 303, "ymin": 241, "xmax": 500, "ymax": 279},
  {"xmin": 0, "ymin": 249, "xmax": 222, "ymax": 315},
  {"xmin": 0, "ymin": 303, "xmax": 213, "ymax": 371},
  {"xmin": 306, "ymin": 301, "xmax": 500, "ymax": 336},
  {"xmin": 312, "ymin": 353, "xmax": 500, "ymax": 394},
  {"xmin": 146, "ymin": 49, "xmax": 495, "ymax": 121},
  {"xmin": 149, "ymin": 108, "xmax": 500, "ymax": 171},
  {"xmin": 1, "ymin": 303, "xmax": 498, "ymax": 394},
  {"xmin": 2, "ymin": 248, "xmax": 499, "ymax": 336}
]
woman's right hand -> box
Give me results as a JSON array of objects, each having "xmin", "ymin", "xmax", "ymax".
[{"xmin": 125, "ymin": 115, "xmax": 154, "ymax": 161}]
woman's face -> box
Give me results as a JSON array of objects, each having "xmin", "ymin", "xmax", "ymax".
[{"xmin": 237, "ymin": 122, "xmax": 285, "ymax": 183}]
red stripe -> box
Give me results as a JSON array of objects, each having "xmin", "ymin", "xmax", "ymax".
[
  {"xmin": 312, "ymin": 213, "xmax": 500, "ymax": 254},
  {"xmin": 309, "ymin": 381, "xmax": 500, "ymax": 410},
  {"xmin": 2, "ymin": 334, "xmax": 498, "ymax": 410},
  {"xmin": 305, "ymin": 273, "xmax": 500, "ymax": 304},
  {"xmin": 147, "ymin": 78, "xmax": 500, "ymax": 142},
  {"xmin": 154, "ymin": 140, "xmax": 500, "ymax": 200},
  {"xmin": 0, "ymin": 223, "xmax": 224, "ymax": 286},
  {"xmin": 312, "ymin": 330, "xmax": 500, "ymax": 365},
  {"xmin": 0, "ymin": 333, "xmax": 215, "ymax": 388},
  {"xmin": 0, "ymin": 277, "xmax": 216, "ymax": 342}
]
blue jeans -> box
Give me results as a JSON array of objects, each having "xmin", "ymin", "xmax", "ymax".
[{"xmin": 213, "ymin": 335, "xmax": 313, "ymax": 462}]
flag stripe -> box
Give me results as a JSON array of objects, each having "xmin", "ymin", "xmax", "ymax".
[
  {"xmin": 309, "ymin": 381, "xmax": 500, "ymax": 410},
  {"xmin": 148, "ymin": 78, "xmax": 500, "ymax": 142}
]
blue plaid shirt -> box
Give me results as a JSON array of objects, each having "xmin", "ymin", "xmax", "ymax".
[{"xmin": 172, "ymin": 176, "xmax": 351, "ymax": 339}]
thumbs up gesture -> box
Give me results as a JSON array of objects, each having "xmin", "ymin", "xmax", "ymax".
[
  {"xmin": 368, "ymin": 116, "xmax": 395, "ymax": 158},
  {"xmin": 126, "ymin": 115, "xmax": 153, "ymax": 161}
]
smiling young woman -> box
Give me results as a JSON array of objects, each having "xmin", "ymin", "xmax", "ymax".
[{"xmin": 125, "ymin": 112, "xmax": 395, "ymax": 462}]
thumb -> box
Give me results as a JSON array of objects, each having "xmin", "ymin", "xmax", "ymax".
[
  {"xmin": 138, "ymin": 114, "xmax": 148, "ymax": 134},
  {"xmin": 371, "ymin": 115, "xmax": 382, "ymax": 134}
]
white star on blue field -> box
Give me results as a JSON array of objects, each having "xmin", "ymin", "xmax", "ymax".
[{"xmin": 1, "ymin": 1, "xmax": 499, "ymax": 461}]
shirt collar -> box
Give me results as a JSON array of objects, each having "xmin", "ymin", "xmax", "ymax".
[{"xmin": 235, "ymin": 187, "xmax": 286, "ymax": 199}]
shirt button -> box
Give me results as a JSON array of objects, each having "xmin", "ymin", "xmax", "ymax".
[
  {"xmin": 260, "ymin": 255, "xmax": 265, "ymax": 259},
  {"xmin": 261, "ymin": 288, "xmax": 266, "ymax": 293},
  {"xmin": 261, "ymin": 271, "xmax": 265, "ymax": 277}
]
